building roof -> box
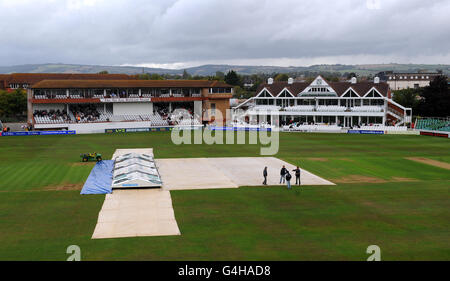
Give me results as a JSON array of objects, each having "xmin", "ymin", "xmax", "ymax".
[
  {"xmin": 256, "ymin": 80, "xmax": 390, "ymax": 97},
  {"xmin": 31, "ymin": 79, "xmax": 233, "ymax": 89},
  {"xmin": 1, "ymin": 73, "xmax": 134, "ymax": 85}
]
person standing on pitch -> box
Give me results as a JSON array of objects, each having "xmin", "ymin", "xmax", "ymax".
[
  {"xmin": 285, "ymin": 172, "xmax": 292, "ymax": 189},
  {"xmin": 292, "ymin": 166, "xmax": 301, "ymax": 185},
  {"xmin": 280, "ymin": 165, "xmax": 287, "ymax": 184},
  {"xmin": 263, "ymin": 167, "xmax": 268, "ymax": 185}
]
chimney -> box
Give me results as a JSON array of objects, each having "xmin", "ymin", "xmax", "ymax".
[
  {"xmin": 374, "ymin": 77, "xmax": 380, "ymax": 84},
  {"xmin": 288, "ymin": 77, "xmax": 293, "ymax": 84},
  {"xmin": 268, "ymin": 78, "xmax": 274, "ymax": 85},
  {"xmin": 351, "ymin": 77, "xmax": 357, "ymax": 84}
]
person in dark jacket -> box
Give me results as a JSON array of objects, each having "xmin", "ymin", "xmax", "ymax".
[
  {"xmin": 263, "ymin": 167, "xmax": 268, "ymax": 185},
  {"xmin": 285, "ymin": 172, "xmax": 292, "ymax": 189},
  {"xmin": 280, "ymin": 165, "xmax": 287, "ymax": 184},
  {"xmin": 292, "ymin": 166, "xmax": 301, "ymax": 185}
]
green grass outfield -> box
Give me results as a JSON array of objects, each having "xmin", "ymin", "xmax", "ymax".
[{"xmin": 0, "ymin": 132, "xmax": 449, "ymax": 260}]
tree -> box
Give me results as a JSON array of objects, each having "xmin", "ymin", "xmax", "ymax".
[
  {"xmin": 98, "ymin": 70, "xmax": 109, "ymax": 74},
  {"xmin": 0, "ymin": 89, "xmax": 27, "ymax": 119},
  {"xmin": 224, "ymin": 70, "xmax": 240, "ymax": 86},
  {"xmin": 418, "ymin": 75, "xmax": 449, "ymax": 117},
  {"xmin": 192, "ymin": 75, "xmax": 204, "ymax": 80},
  {"xmin": 324, "ymin": 76, "xmax": 340, "ymax": 82},
  {"xmin": 233, "ymin": 86, "xmax": 254, "ymax": 99},
  {"xmin": 149, "ymin": 73, "xmax": 164, "ymax": 80},
  {"xmin": 182, "ymin": 70, "xmax": 191, "ymax": 79},
  {"xmin": 393, "ymin": 88, "xmax": 421, "ymax": 114},
  {"xmin": 137, "ymin": 73, "xmax": 151, "ymax": 80},
  {"xmin": 215, "ymin": 71, "xmax": 225, "ymax": 80},
  {"xmin": 346, "ymin": 72, "xmax": 357, "ymax": 79},
  {"xmin": 274, "ymin": 73, "xmax": 289, "ymax": 82}
]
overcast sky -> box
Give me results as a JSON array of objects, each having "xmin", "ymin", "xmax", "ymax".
[{"xmin": 0, "ymin": 0, "xmax": 449, "ymax": 68}]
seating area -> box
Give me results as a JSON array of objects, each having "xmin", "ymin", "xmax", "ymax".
[
  {"xmin": 33, "ymin": 109, "xmax": 71, "ymax": 124},
  {"xmin": 34, "ymin": 109, "xmax": 172, "ymax": 126},
  {"xmin": 284, "ymin": 105, "xmax": 315, "ymax": 112},
  {"xmin": 316, "ymin": 105, "xmax": 346, "ymax": 112},
  {"xmin": 351, "ymin": 106, "xmax": 384, "ymax": 112},
  {"xmin": 33, "ymin": 102, "xmax": 199, "ymax": 127},
  {"xmin": 230, "ymin": 120, "xmax": 275, "ymax": 129},
  {"xmin": 252, "ymin": 105, "xmax": 384, "ymax": 113},
  {"xmin": 34, "ymin": 94, "xmax": 90, "ymax": 99},
  {"xmin": 168, "ymin": 108, "xmax": 201, "ymax": 126},
  {"xmin": 415, "ymin": 118, "xmax": 450, "ymax": 132},
  {"xmin": 250, "ymin": 105, "xmax": 282, "ymax": 111},
  {"xmin": 177, "ymin": 118, "xmax": 201, "ymax": 126},
  {"xmin": 71, "ymin": 104, "xmax": 102, "ymax": 123},
  {"xmin": 283, "ymin": 124, "xmax": 342, "ymax": 132},
  {"xmin": 150, "ymin": 114, "xmax": 169, "ymax": 126}
]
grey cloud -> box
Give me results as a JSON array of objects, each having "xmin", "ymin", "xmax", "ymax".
[{"xmin": 0, "ymin": 0, "xmax": 448, "ymax": 66}]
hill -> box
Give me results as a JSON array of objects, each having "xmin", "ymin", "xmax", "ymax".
[{"xmin": 0, "ymin": 63, "xmax": 448, "ymax": 76}]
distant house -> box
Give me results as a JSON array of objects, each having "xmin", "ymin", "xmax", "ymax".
[{"xmin": 377, "ymin": 71, "xmax": 444, "ymax": 90}]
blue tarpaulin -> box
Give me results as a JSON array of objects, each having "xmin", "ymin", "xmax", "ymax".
[{"xmin": 80, "ymin": 160, "xmax": 114, "ymax": 194}]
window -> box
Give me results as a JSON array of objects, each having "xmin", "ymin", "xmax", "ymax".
[
  {"xmin": 258, "ymin": 90, "xmax": 273, "ymax": 97},
  {"xmin": 182, "ymin": 88, "xmax": 190, "ymax": 96},
  {"xmin": 278, "ymin": 90, "xmax": 293, "ymax": 97},
  {"xmin": 414, "ymin": 84, "xmax": 419, "ymax": 89},
  {"xmin": 211, "ymin": 103, "xmax": 216, "ymax": 116},
  {"xmin": 366, "ymin": 89, "xmax": 382, "ymax": 97},
  {"xmin": 191, "ymin": 88, "xmax": 201, "ymax": 95},
  {"xmin": 343, "ymin": 89, "xmax": 359, "ymax": 97}
]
